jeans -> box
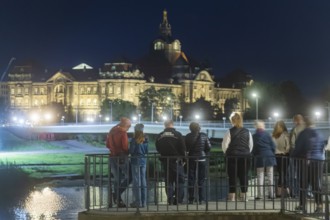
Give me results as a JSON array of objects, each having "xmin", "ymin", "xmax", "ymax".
[
  {"xmin": 161, "ymin": 159, "xmax": 185, "ymax": 204},
  {"xmin": 256, "ymin": 166, "xmax": 274, "ymax": 198},
  {"xmin": 188, "ymin": 159, "xmax": 206, "ymax": 202},
  {"xmin": 131, "ymin": 164, "xmax": 147, "ymax": 207},
  {"xmin": 110, "ymin": 156, "xmax": 132, "ymax": 202}
]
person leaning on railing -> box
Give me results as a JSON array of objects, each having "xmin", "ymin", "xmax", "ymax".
[
  {"xmin": 222, "ymin": 112, "xmax": 253, "ymax": 202},
  {"xmin": 185, "ymin": 122, "xmax": 211, "ymax": 205},
  {"xmin": 155, "ymin": 119, "xmax": 186, "ymax": 205},
  {"xmin": 291, "ymin": 116, "xmax": 325, "ymax": 214},
  {"xmin": 129, "ymin": 123, "xmax": 148, "ymax": 208},
  {"xmin": 272, "ymin": 120, "xmax": 290, "ymax": 198},
  {"xmin": 252, "ymin": 120, "xmax": 277, "ymax": 200},
  {"xmin": 106, "ymin": 117, "xmax": 132, "ymax": 208}
]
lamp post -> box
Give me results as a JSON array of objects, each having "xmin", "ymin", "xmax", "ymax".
[
  {"xmin": 109, "ymin": 101, "xmax": 112, "ymax": 122},
  {"xmin": 179, "ymin": 115, "xmax": 183, "ymax": 126},
  {"xmin": 326, "ymin": 102, "xmax": 330, "ymax": 126},
  {"xmin": 273, "ymin": 112, "xmax": 279, "ymax": 122},
  {"xmin": 315, "ymin": 111, "xmax": 320, "ymax": 122},
  {"xmin": 222, "ymin": 117, "xmax": 226, "ymax": 128},
  {"xmin": 75, "ymin": 105, "xmax": 78, "ymax": 124},
  {"xmin": 138, "ymin": 113, "xmax": 141, "ymax": 123},
  {"xmin": 252, "ymin": 93, "xmax": 259, "ymax": 120},
  {"xmin": 167, "ymin": 97, "xmax": 173, "ymax": 120},
  {"xmin": 151, "ymin": 103, "xmax": 154, "ymax": 123}
]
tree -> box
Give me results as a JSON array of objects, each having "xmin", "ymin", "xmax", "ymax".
[
  {"xmin": 100, "ymin": 98, "xmax": 137, "ymax": 121},
  {"xmin": 138, "ymin": 86, "xmax": 176, "ymax": 121},
  {"xmin": 181, "ymin": 97, "xmax": 214, "ymax": 121},
  {"xmin": 224, "ymin": 98, "xmax": 239, "ymax": 118}
]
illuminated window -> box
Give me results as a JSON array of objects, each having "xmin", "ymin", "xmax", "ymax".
[
  {"xmin": 108, "ymin": 85, "xmax": 113, "ymax": 94},
  {"xmin": 154, "ymin": 41, "xmax": 164, "ymax": 50}
]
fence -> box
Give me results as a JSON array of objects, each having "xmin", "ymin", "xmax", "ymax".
[{"xmin": 84, "ymin": 152, "xmax": 330, "ymax": 219}]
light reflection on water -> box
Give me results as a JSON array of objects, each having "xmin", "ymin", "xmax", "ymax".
[{"xmin": 14, "ymin": 186, "xmax": 85, "ymax": 220}]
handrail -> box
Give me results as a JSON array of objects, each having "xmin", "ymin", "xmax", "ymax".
[{"xmin": 83, "ymin": 153, "xmax": 329, "ymax": 220}]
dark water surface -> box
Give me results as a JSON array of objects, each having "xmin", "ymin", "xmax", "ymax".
[{"xmin": 3, "ymin": 183, "xmax": 85, "ymax": 220}]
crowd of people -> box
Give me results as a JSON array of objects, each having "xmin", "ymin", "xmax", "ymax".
[{"xmin": 105, "ymin": 113, "xmax": 328, "ymax": 213}]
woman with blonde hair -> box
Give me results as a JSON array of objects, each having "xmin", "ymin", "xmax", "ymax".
[
  {"xmin": 222, "ymin": 112, "xmax": 253, "ymax": 201},
  {"xmin": 272, "ymin": 120, "xmax": 290, "ymax": 197},
  {"xmin": 252, "ymin": 120, "xmax": 277, "ymax": 200},
  {"xmin": 129, "ymin": 123, "xmax": 148, "ymax": 208}
]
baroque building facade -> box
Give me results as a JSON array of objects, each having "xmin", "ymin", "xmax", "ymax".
[{"xmin": 0, "ymin": 10, "xmax": 251, "ymax": 123}]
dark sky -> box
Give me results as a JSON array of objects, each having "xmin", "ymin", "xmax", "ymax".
[{"xmin": 1, "ymin": 0, "xmax": 330, "ymax": 98}]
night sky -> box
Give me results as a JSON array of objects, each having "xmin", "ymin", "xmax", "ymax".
[{"xmin": 1, "ymin": 0, "xmax": 330, "ymax": 98}]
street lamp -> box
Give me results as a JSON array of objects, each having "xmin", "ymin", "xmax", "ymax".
[
  {"xmin": 195, "ymin": 114, "xmax": 200, "ymax": 120},
  {"xmin": 151, "ymin": 102, "xmax": 155, "ymax": 123},
  {"xmin": 273, "ymin": 112, "xmax": 279, "ymax": 121},
  {"xmin": 315, "ymin": 111, "xmax": 320, "ymax": 121},
  {"xmin": 252, "ymin": 92, "xmax": 259, "ymax": 120},
  {"xmin": 109, "ymin": 101, "xmax": 112, "ymax": 122},
  {"xmin": 167, "ymin": 97, "xmax": 173, "ymax": 119},
  {"xmin": 179, "ymin": 115, "xmax": 183, "ymax": 126},
  {"xmin": 138, "ymin": 113, "xmax": 141, "ymax": 123},
  {"xmin": 222, "ymin": 117, "xmax": 226, "ymax": 128}
]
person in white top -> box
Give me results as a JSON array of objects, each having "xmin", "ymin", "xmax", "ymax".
[{"xmin": 272, "ymin": 120, "xmax": 290, "ymax": 197}]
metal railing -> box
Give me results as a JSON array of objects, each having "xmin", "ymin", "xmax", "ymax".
[{"xmin": 84, "ymin": 153, "xmax": 330, "ymax": 219}]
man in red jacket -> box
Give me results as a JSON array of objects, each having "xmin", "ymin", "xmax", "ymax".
[{"xmin": 106, "ymin": 117, "xmax": 132, "ymax": 208}]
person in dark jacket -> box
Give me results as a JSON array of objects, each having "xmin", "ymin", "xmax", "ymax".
[
  {"xmin": 222, "ymin": 112, "xmax": 253, "ymax": 201},
  {"xmin": 252, "ymin": 120, "xmax": 277, "ymax": 200},
  {"xmin": 156, "ymin": 119, "xmax": 186, "ymax": 205},
  {"xmin": 185, "ymin": 122, "xmax": 211, "ymax": 204},
  {"xmin": 292, "ymin": 116, "xmax": 325, "ymax": 213}
]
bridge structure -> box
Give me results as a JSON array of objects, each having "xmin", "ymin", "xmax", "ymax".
[{"xmin": 23, "ymin": 120, "xmax": 330, "ymax": 140}]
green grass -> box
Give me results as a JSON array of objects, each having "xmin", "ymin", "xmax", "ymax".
[{"xmin": 0, "ymin": 153, "xmax": 86, "ymax": 178}]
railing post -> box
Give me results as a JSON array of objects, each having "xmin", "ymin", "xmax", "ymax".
[{"xmin": 84, "ymin": 156, "xmax": 90, "ymax": 210}]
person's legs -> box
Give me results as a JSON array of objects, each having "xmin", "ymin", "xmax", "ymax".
[
  {"xmin": 131, "ymin": 164, "xmax": 140, "ymax": 206},
  {"xmin": 237, "ymin": 157, "xmax": 250, "ymax": 200},
  {"xmin": 197, "ymin": 161, "xmax": 206, "ymax": 203},
  {"xmin": 176, "ymin": 161, "xmax": 185, "ymax": 203},
  {"xmin": 110, "ymin": 157, "xmax": 120, "ymax": 202},
  {"xmin": 226, "ymin": 157, "xmax": 237, "ymax": 200},
  {"xmin": 188, "ymin": 159, "xmax": 197, "ymax": 203},
  {"xmin": 266, "ymin": 166, "xmax": 274, "ymax": 198},
  {"xmin": 310, "ymin": 161, "xmax": 324, "ymax": 210},
  {"xmin": 256, "ymin": 167, "xmax": 264, "ymax": 198},
  {"xmin": 140, "ymin": 165, "xmax": 147, "ymax": 207}
]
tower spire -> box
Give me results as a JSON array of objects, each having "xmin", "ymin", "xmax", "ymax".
[{"xmin": 159, "ymin": 9, "xmax": 171, "ymax": 39}]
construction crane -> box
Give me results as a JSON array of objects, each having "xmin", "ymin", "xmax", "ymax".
[{"xmin": 0, "ymin": 57, "xmax": 16, "ymax": 82}]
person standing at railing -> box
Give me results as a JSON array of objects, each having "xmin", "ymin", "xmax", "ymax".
[
  {"xmin": 272, "ymin": 120, "xmax": 290, "ymax": 198},
  {"xmin": 156, "ymin": 119, "xmax": 186, "ymax": 205},
  {"xmin": 252, "ymin": 120, "xmax": 277, "ymax": 200},
  {"xmin": 106, "ymin": 117, "xmax": 132, "ymax": 208},
  {"xmin": 129, "ymin": 123, "xmax": 148, "ymax": 208},
  {"xmin": 288, "ymin": 114, "xmax": 305, "ymax": 198},
  {"xmin": 292, "ymin": 116, "xmax": 325, "ymax": 214},
  {"xmin": 222, "ymin": 112, "xmax": 253, "ymax": 202},
  {"xmin": 185, "ymin": 122, "xmax": 211, "ymax": 205}
]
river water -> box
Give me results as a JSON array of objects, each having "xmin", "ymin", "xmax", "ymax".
[{"xmin": 1, "ymin": 181, "xmax": 85, "ymax": 220}]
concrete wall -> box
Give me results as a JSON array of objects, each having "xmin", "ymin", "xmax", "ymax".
[{"xmin": 78, "ymin": 211, "xmax": 306, "ymax": 220}]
